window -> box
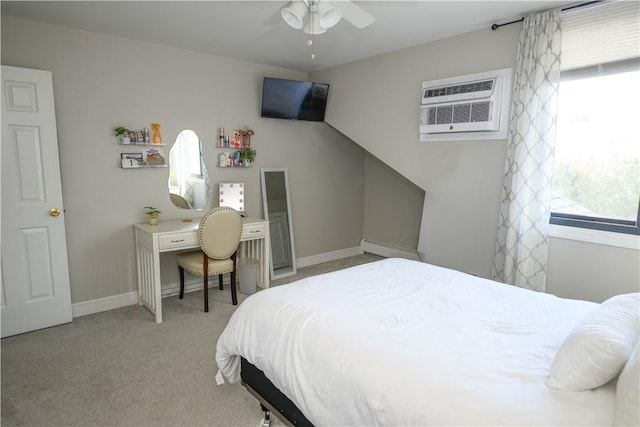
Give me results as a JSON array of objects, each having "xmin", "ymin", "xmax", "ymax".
[{"xmin": 550, "ymin": 2, "xmax": 640, "ymax": 235}]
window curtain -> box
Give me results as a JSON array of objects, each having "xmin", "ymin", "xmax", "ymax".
[{"xmin": 492, "ymin": 9, "xmax": 561, "ymax": 292}]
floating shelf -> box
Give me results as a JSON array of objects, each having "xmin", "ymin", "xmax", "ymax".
[
  {"xmin": 120, "ymin": 163, "xmax": 167, "ymax": 169},
  {"xmin": 119, "ymin": 142, "xmax": 166, "ymax": 147}
]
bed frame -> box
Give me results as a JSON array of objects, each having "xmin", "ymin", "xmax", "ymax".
[{"xmin": 240, "ymin": 357, "xmax": 313, "ymax": 427}]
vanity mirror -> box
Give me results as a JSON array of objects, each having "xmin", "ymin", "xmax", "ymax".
[
  {"xmin": 261, "ymin": 168, "xmax": 297, "ymax": 280},
  {"xmin": 219, "ymin": 183, "xmax": 245, "ymax": 213},
  {"xmin": 168, "ymin": 129, "xmax": 209, "ymax": 210}
]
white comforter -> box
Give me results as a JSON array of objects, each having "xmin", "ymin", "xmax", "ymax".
[{"xmin": 216, "ymin": 258, "xmax": 616, "ymax": 426}]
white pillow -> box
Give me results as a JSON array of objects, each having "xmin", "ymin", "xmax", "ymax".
[
  {"xmin": 546, "ymin": 293, "xmax": 640, "ymax": 391},
  {"xmin": 615, "ymin": 341, "xmax": 639, "ymax": 426}
]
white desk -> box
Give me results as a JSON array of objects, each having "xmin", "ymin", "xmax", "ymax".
[{"xmin": 134, "ymin": 217, "xmax": 270, "ymax": 323}]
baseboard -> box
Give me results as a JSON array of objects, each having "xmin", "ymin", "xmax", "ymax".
[
  {"xmin": 360, "ymin": 239, "xmax": 422, "ymax": 261},
  {"xmin": 71, "ymin": 281, "xmax": 206, "ymax": 318},
  {"xmin": 72, "ymin": 291, "xmax": 138, "ymax": 318},
  {"xmin": 296, "ymin": 246, "xmax": 362, "ymax": 269},
  {"xmin": 72, "ymin": 246, "xmax": 367, "ymax": 318},
  {"xmin": 161, "ymin": 279, "xmax": 212, "ymax": 298}
]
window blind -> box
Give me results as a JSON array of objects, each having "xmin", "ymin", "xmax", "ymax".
[{"xmin": 561, "ymin": 1, "xmax": 640, "ymax": 70}]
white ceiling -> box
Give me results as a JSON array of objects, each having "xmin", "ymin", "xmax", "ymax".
[{"xmin": 1, "ymin": 1, "xmax": 571, "ymax": 72}]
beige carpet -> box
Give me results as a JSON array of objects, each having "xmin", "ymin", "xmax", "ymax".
[{"xmin": 1, "ymin": 254, "xmax": 382, "ymax": 427}]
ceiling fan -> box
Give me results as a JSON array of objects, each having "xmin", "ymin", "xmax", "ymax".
[{"xmin": 267, "ymin": 0, "xmax": 376, "ymax": 35}]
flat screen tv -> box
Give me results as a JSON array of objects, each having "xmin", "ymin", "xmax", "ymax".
[{"xmin": 261, "ymin": 77, "xmax": 329, "ymax": 122}]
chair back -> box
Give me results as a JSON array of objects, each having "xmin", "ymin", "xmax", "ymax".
[
  {"xmin": 170, "ymin": 193, "xmax": 191, "ymax": 209},
  {"xmin": 198, "ymin": 207, "xmax": 242, "ymax": 259}
]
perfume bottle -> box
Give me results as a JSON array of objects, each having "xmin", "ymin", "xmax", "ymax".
[{"xmin": 151, "ymin": 123, "xmax": 162, "ymax": 145}]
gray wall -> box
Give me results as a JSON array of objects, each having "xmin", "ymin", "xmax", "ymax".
[
  {"xmin": 312, "ymin": 25, "xmax": 520, "ymax": 277},
  {"xmin": 1, "ymin": 16, "xmax": 365, "ymax": 303},
  {"xmin": 3, "ymin": 15, "xmax": 637, "ymax": 305},
  {"xmin": 312, "ymin": 25, "xmax": 639, "ymax": 302},
  {"xmin": 547, "ymin": 237, "xmax": 639, "ymax": 303},
  {"xmin": 363, "ymin": 154, "xmax": 424, "ymax": 249}
]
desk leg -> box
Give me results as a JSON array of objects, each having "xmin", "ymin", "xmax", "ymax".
[
  {"xmin": 136, "ymin": 242, "xmax": 163, "ymax": 323},
  {"xmin": 238, "ymin": 236, "xmax": 269, "ymax": 289},
  {"xmin": 262, "ymin": 229, "xmax": 270, "ymax": 289}
]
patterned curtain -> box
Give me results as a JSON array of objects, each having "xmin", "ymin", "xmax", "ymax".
[{"xmin": 492, "ymin": 9, "xmax": 562, "ymax": 292}]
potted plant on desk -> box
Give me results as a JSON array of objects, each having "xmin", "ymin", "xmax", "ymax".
[{"xmin": 144, "ymin": 207, "xmax": 161, "ymax": 225}]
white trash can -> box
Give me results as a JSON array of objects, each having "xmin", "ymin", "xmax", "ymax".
[{"xmin": 238, "ymin": 257, "xmax": 259, "ymax": 295}]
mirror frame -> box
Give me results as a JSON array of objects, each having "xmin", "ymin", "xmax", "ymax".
[{"xmin": 261, "ymin": 167, "xmax": 297, "ymax": 280}]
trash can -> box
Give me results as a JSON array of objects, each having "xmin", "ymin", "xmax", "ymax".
[{"xmin": 238, "ymin": 257, "xmax": 259, "ymax": 295}]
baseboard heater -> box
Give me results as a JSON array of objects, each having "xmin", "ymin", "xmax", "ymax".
[{"xmin": 360, "ymin": 239, "xmax": 422, "ymax": 261}]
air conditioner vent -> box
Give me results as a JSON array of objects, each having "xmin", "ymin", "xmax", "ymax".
[
  {"xmin": 425, "ymin": 101, "xmax": 493, "ymax": 129},
  {"xmin": 453, "ymin": 104, "xmax": 471, "ymax": 123},
  {"xmin": 424, "ymin": 79, "xmax": 494, "ymax": 99},
  {"xmin": 422, "ymin": 78, "xmax": 496, "ymax": 105},
  {"xmin": 419, "ymin": 68, "xmax": 512, "ymax": 141},
  {"xmin": 470, "ymin": 101, "xmax": 490, "ymax": 122}
]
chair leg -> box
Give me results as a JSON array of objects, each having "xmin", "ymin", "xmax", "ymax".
[
  {"xmin": 230, "ymin": 252, "xmax": 238, "ymax": 306},
  {"xmin": 204, "ymin": 274, "xmax": 209, "ymax": 312},
  {"xmin": 218, "ymin": 274, "xmax": 223, "ymax": 290},
  {"xmin": 178, "ymin": 266, "xmax": 185, "ymax": 299},
  {"xmin": 203, "ymin": 254, "xmax": 209, "ymax": 313},
  {"xmin": 230, "ymin": 271, "xmax": 238, "ymax": 305}
]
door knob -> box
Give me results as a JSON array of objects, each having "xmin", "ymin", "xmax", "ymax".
[{"xmin": 49, "ymin": 208, "xmax": 61, "ymax": 217}]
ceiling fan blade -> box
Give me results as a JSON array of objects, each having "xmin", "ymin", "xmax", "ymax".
[
  {"xmin": 262, "ymin": 2, "xmax": 288, "ymax": 25},
  {"xmin": 339, "ymin": 0, "xmax": 375, "ymax": 29}
]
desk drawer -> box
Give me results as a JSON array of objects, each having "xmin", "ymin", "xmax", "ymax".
[
  {"xmin": 242, "ymin": 223, "xmax": 266, "ymax": 239},
  {"xmin": 159, "ymin": 232, "xmax": 198, "ymax": 250}
]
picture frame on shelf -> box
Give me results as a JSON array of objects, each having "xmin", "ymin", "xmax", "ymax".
[
  {"xmin": 127, "ymin": 130, "xmax": 137, "ymax": 143},
  {"xmin": 121, "ymin": 152, "xmax": 144, "ymax": 168},
  {"xmin": 144, "ymin": 148, "xmax": 166, "ymax": 166}
]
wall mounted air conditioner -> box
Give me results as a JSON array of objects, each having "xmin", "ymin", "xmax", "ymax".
[{"xmin": 419, "ymin": 68, "xmax": 512, "ymax": 141}]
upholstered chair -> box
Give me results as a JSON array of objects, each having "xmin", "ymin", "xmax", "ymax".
[
  {"xmin": 176, "ymin": 206, "xmax": 242, "ymax": 312},
  {"xmin": 169, "ymin": 193, "xmax": 191, "ymax": 209}
]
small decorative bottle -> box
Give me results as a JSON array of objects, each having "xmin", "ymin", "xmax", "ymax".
[
  {"xmin": 151, "ymin": 123, "xmax": 162, "ymax": 145},
  {"xmin": 219, "ymin": 128, "xmax": 225, "ymax": 148}
]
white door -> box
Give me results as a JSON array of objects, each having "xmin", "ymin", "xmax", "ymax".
[{"xmin": 1, "ymin": 65, "xmax": 72, "ymax": 337}]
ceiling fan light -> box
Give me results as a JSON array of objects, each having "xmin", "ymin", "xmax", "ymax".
[
  {"xmin": 302, "ymin": 13, "xmax": 327, "ymax": 35},
  {"xmin": 317, "ymin": 1, "xmax": 342, "ymax": 29},
  {"xmin": 281, "ymin": 1, "xmax": 307, "ymax": 30}
]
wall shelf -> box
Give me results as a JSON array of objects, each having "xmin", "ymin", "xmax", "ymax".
[
  {"xmin": 216, "ymin": 146, "xmax": 255, "ymax": 168},
  {"xmin": 120, "ymin": 164, "xmax": 167, "ymax": 169},
  {"xmin": 119, "ymin": 142, "xmax": 166, "ymax": 147},
  {"xmin": 118, "ymin": 139, "xmax": 166, "ymax": 169}
]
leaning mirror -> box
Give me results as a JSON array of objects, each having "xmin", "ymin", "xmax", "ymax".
[
  {"xmin": 261, "ymin": 168, "xmax": 297, "ymax": 280},
  {"xmin": 168, "ymin": 129, "xmax": 209, "ymax": 210}
]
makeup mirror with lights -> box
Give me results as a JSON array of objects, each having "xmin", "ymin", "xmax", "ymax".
[{"xmin": 219, "ymin": 183, "xmax": 245, "ymax": 213}]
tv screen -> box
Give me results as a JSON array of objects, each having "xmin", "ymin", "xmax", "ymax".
[{"xmin": 261, "ymin": 77, "xmax": 329, "ymax": 122}]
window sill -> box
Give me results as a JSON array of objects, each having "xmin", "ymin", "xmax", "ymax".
[{"xmin": 549, "ymin": 224, "xmax": 640, "ymax": 250}]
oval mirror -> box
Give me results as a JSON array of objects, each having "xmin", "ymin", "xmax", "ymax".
[{"xmin": 168, "ymin": 129, "xmax": 209, "ymax": 210}]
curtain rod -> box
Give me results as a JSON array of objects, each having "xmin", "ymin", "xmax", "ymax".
[{"xmin": 490, "ymin": 1, "xmax": 603, "ymax": 30}]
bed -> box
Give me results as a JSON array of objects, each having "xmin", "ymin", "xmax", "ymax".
[{"xmin": 216, "ymin": 258, "xmax": 637, "ymax": 426}]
